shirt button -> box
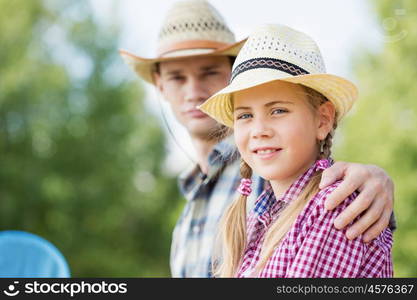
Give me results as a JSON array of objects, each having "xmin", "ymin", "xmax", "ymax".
[
  {"xmin": 199, "ymin": 173, "xmax": 207, "ymax": 180},
  {"xmin": 193, "ymin": 225, "xmax": 201, "ymax": 234}
]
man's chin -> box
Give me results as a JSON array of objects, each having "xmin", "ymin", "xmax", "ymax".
[{"xmin": 186, "ymin": 121, "xmax": 223, "ymax": 141}]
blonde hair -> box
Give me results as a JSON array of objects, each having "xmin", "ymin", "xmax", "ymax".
[{"xmin": 213, "ymin": 84, "xmax": 338, "ymax": 277}]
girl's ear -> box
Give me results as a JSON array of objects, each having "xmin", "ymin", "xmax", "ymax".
[{"xmin": 316, "ymin": 102, "xmax": 336, "ymax": 140}]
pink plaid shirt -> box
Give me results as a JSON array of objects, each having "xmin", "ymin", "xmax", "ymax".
[{"xmin": 237, "ymin": 159, "xmax": 393, "ymax": 278}]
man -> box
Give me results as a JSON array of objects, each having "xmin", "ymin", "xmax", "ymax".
[{"xmin": 120, "ymin": 0, "xmax": 394, "ymax": 277}]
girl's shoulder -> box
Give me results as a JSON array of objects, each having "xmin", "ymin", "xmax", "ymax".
[
  {"xmin": 308, "ymin": 179, "xmax": 358, "ymax": 214},
  {"xmin": 291, "ymin": 179, "xmax": 360, "ymax": 237},
  {"xmin": 301, "ymin": 180, "xmax": 392, "ymax": 250},
  {"xmin": 293, "ymin": 180, "xmax": 354, "ymax": 230}
]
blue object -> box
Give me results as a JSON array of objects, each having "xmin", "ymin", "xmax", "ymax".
[{"xmin": 0, "ymin": 230, "xmax": 70, "ymax": 278}]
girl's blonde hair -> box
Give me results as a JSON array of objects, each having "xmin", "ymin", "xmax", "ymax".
[{"xmin": 213, "ymin": 84, "xmax": 338, "ymax": 277}]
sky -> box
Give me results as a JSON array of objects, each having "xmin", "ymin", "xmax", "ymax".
[{"xmin": 89, "ymin": 0, "xmax": 388, "ymax": 174}]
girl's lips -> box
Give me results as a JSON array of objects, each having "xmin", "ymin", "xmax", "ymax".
[{"xmin": 253, "ymin": 148, "xmax": 282, "ymax": 160}]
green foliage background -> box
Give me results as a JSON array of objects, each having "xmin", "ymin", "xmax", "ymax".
[
  {"xmin": 0, "ymin": 0, "xmax": 183, "ymax": 277},
  {"xmin": 334, "ymin": 0, "xmax": 417, "ymax": 277},
  {"xmin": 0, "ymin": 0, "xmax": 416, "ymax": 277}
]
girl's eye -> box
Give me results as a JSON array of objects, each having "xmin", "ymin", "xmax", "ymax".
[
  {"xmin": 272, "ymin": 108, "xmax": 288, "ymax": 115},
  {"xmin": 236, "ymin": 113, "xmax": 252, "ymax": 120}
]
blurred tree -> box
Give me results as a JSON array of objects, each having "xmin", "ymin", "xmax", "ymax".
[
  {"xmin": 334, "ymin": 0, "xmax": 417, "ymax": 276},
  {"xmin": 0, "ymin": 0, "xmax": 183, "ymax": 276}
]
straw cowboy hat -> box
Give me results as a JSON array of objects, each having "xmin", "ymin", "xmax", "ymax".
[
  {"xmin": 119, "ymin": 0, "xmax": 246, "ymax": 84},
  {"xmin": 199, "ymin": 24, "xmax": 359, "ymax": 127}
]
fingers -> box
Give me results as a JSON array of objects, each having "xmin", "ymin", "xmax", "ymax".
[
  {"xmin": 343, "ymin": 194, "xmax": 385, "ymax": 240},
  {"xmin": 324, "ymin": 173, "xmax": 365, "ymax": 210},
  {"xmin": 332, "ymin": 186, "xmax": 377, "ymax": 230},
  {"xmin": 319, "ymin": 161, "xmax": 348, "ymax": 189},
  {"xmin": 325, "ymin": 162, "xmax": 395, "ymax": 242},
  {"xmin": 362, "ymin": 207, "xmax": 392, "ymax": 243}
]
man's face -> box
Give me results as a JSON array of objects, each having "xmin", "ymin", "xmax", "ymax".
[{"xmin": 154, "ymin": 55, "xmax": 232, "ymax": 139}]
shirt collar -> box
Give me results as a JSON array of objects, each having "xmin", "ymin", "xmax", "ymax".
[
  {"xmin": 178, "ymin": 135, "xmax": 239, "ymax": 200},
  {"xmin": 178, "ymin": 164, "xmax": 200, "ymax": 197},
  {"xmin": 208, "ymin": 135, "xmax": 239, "ymax": 166},
  {"xmin": 254, "ymin": 158, "xmax": 332, "ymax": 216}
]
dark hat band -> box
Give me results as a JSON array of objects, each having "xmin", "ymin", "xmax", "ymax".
[{"xmin": 231, "ymin": 57, "xmax": 310, "ymax": 82}]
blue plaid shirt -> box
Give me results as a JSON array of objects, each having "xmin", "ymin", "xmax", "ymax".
[{"xmin": 170, "ymin": 137, "xmax": 265, "ymax": 277}]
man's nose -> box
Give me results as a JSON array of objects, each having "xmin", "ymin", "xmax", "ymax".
[{"xmin": 184, "ymin": 77, "xmax": 209, "ymax": 103}]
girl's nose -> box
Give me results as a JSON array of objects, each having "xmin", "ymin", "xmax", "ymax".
[{"xmin": 251, "ymin": 117, "xmax": 274, "ymax": 139}]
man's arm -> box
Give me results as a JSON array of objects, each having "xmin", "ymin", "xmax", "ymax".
[{"xmin": 319, "ymin": 162, "xmax": 394, "ymax": 243}]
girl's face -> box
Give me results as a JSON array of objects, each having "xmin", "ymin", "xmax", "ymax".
[{"xmin": 233, "ymin": 81, "xmax": 334, "ymax": 185}]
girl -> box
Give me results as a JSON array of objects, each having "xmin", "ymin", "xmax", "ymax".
[{"xmin": 199, "ymin": 24, "xmax": 393, "ymax": 277}]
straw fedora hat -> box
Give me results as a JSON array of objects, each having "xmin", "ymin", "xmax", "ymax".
[
  {"xmin": 119, "ymin": 0, "xmax": 246, "ymax": 84},
  {"xmin": 198, "ymin": 24, "xmax": 358, "ymax": 127}
]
